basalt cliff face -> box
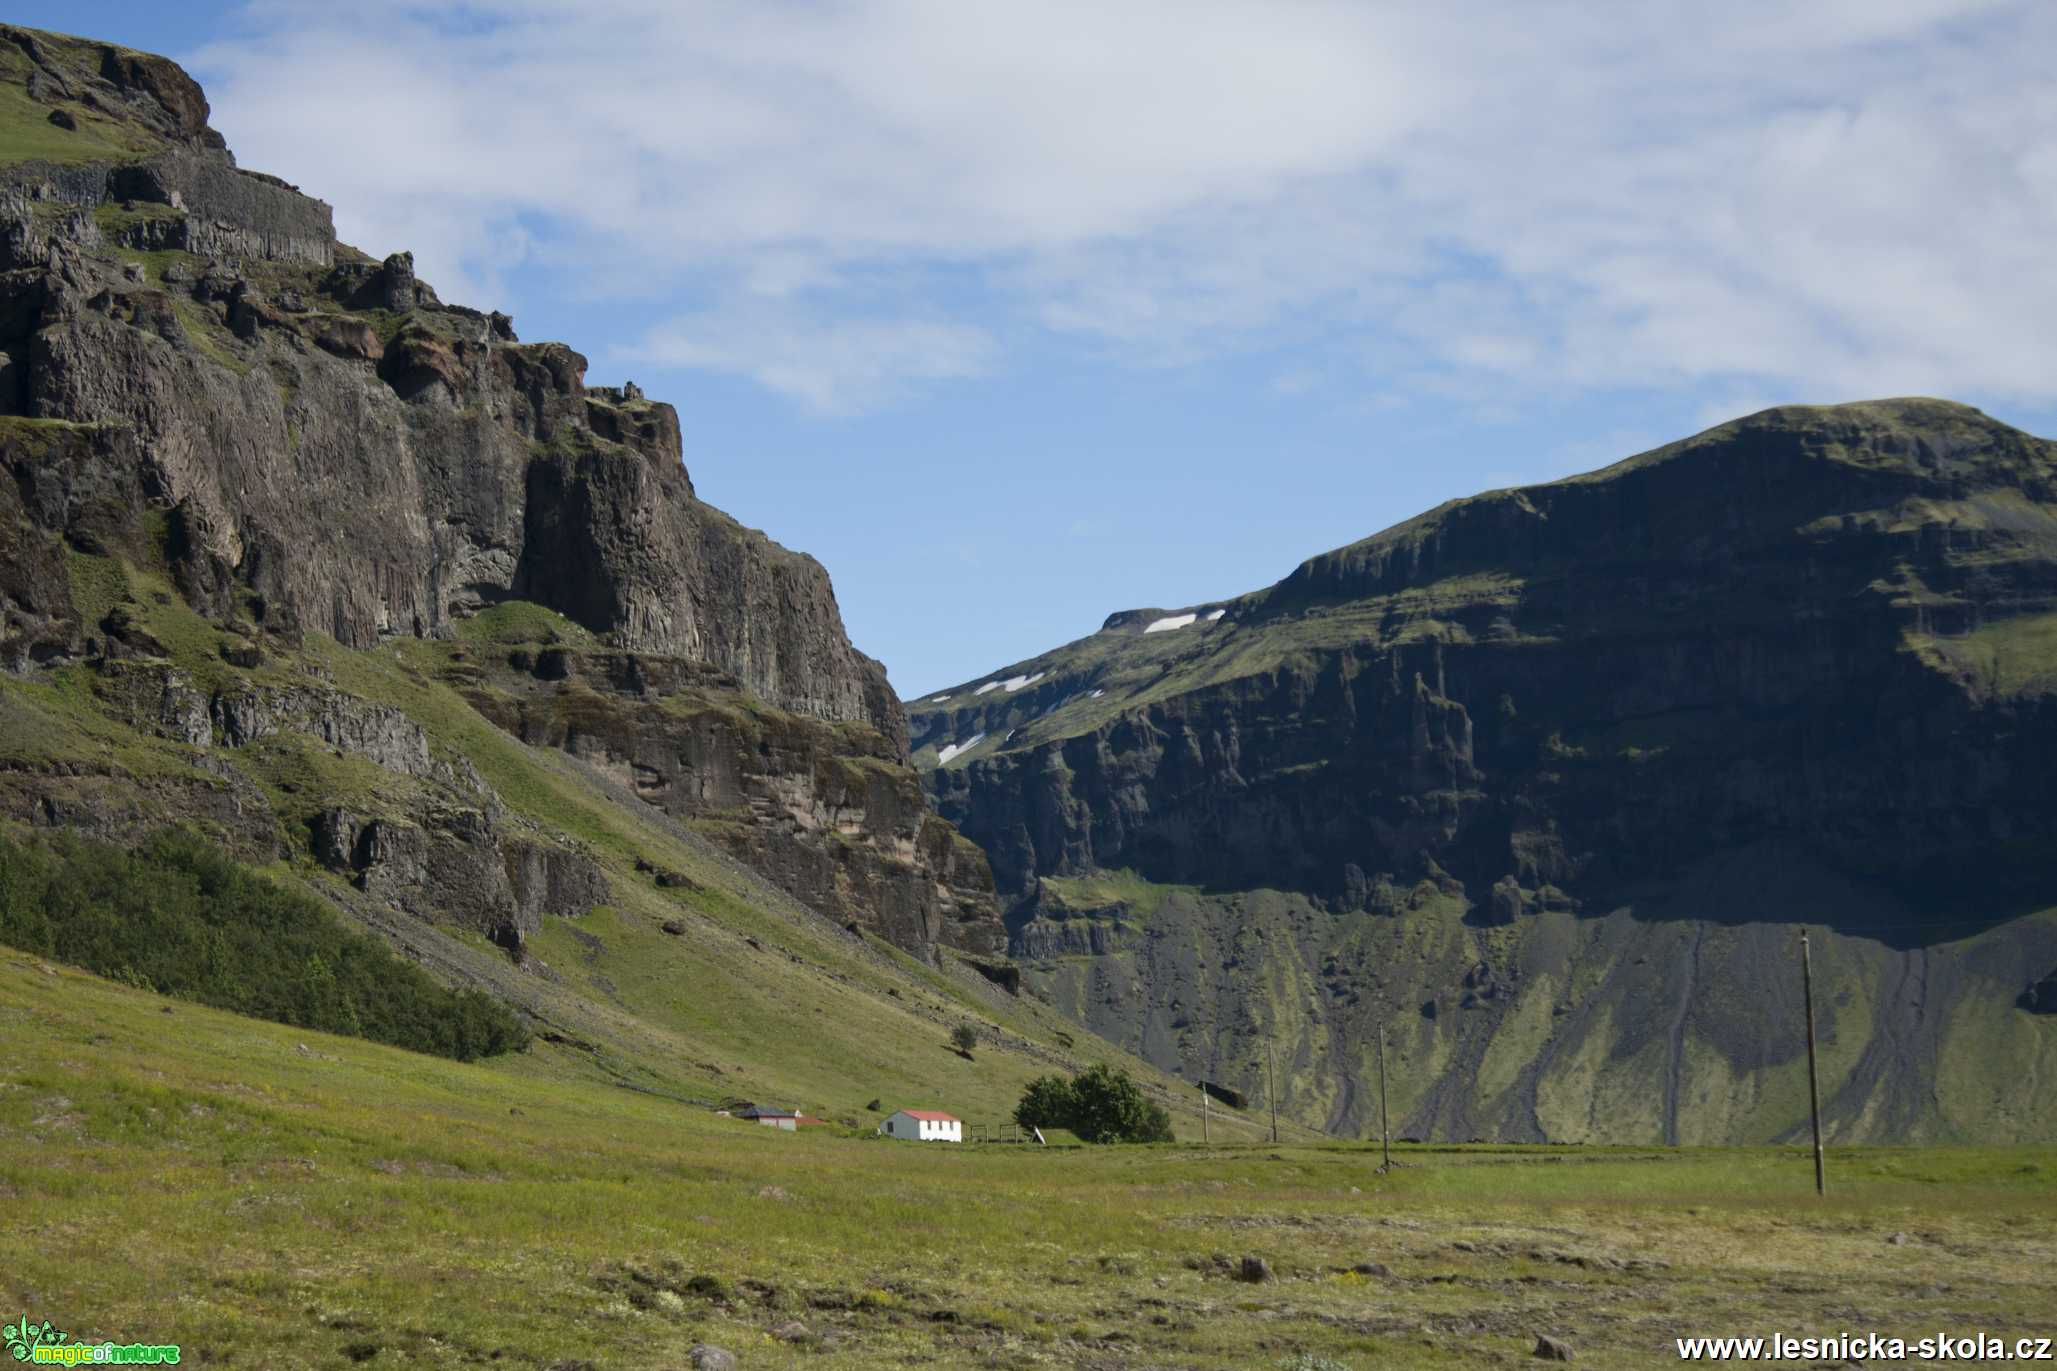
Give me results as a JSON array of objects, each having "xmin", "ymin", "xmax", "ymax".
[
  {"xmin": 0, "ymin": 25, "xmax": 999, "ymax": 963},
  {"xmin": 911, "ymin": 400, "xmax": 2057, "ymax": 1143},
  {"xmin": 464, "ymin": 648, "xmax": 1000, "ymax": 957}
]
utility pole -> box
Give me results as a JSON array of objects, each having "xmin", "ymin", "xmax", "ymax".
[
  {"xmin": 1267, "ymin": 1040, "xmax": 1279, "ymax": 1144},
  {"xmin": 1376, "ymin": 1019, "xmax": 1392, "ymax": 1172},
  {"xmin": 1801, "ymin": 929, "xmax": 1826, "ymax": 1198}
]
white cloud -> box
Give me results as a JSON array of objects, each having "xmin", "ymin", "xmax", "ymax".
[
  {"xmin": 192, "ymin": 0, "xmax": 2057, "ymax": 411},
  {"xmin": 618, "ymin": 307, "xmax": 993, "ymax": 414}
]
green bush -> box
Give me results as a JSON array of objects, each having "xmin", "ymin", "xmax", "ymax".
[
  {"xmin": 0, "ymin": 827, "xmax": 528, "ymax": 1060},
  {"xmin": 1013, "ymin": 1073, "xmax": 1078, "ymax": 1131},
  {"xmin": 1013, "ymin": 1063, "xmax": 1172, "ymax": 1143}
]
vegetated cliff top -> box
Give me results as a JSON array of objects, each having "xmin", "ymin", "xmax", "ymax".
[
  {"xmin": 0, "ymin": 22, "xmax": 233, "ymax": 166},
  {"xmin": 1296, "ymin": 397, "xmax": 2057, "ymax": 589},
  {"xmin": 908, "ymin": 397, "xmax": 2057, "ymax": 766}
]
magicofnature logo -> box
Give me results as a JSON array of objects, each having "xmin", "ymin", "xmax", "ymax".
[{"xmin": 4, "ymin": 1316, "xmax": 178, "ymax": 1366}]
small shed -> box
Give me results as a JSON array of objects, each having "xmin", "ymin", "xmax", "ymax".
[
  {"xmin": 879, "ymin": 1109, "xmax": 961, "ymax": 1142},
  {"xmin": 739, "ymin": 1106, "xmax": 803, "ymax": 1131}
]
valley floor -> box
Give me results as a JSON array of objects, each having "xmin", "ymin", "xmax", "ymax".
[{"xmin": 5, "ymin": 947, "xmax": 2052, "ymax": 1371}]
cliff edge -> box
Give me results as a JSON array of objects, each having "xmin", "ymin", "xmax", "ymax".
[{"xmin": 0, "ymin": 24, "xmax": 1001, "ymax": 961}]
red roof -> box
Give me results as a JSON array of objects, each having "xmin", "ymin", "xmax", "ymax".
[{"xmin": 901, "ymin": 1110, "xmax": 959, "ymax": 1122}]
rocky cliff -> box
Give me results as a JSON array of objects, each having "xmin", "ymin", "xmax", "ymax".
[
  {"xmin": 462, "ymin": 646, "xmax": 1001, "ymax": 957},
  {"xmin": 911, "ymin": 400, "xmax": 2057, "ymax": 1143},
  {"xmin": 0, "ymin": 25, "xmax": 999, "ymax": 962}
]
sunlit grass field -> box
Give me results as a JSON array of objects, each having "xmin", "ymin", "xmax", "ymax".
[{"xmin": 6, "ymin": 946, "xmax": 2052, "ymax": 1370}]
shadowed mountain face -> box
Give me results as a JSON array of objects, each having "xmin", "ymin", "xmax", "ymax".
[
  {"xmin": 0, "ymin": 25, "xmax": 1001, "ymax": 965},
  {"xmin": 909, "ymin": 400, "xmax": 2057, "ymax": 1144}
]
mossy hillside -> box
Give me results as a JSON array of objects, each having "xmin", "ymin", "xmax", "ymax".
[
  {"xmin": 1024, "ymin": 882, "xmax": 1359, "ymax": 1125},
  {"xmin": 0, "ymin": 413, "xmax": 106, "ymax": 450},
  {"xmin": 6, "ymin": 553, "xmax": 443, "ymax": 840},
  {"xmin": 0, "ymin": 42, "xmax": 171, "ymax": 166},
  {"xmin": 89, "ymin": 198, "xmax": 180, "ymax": 241},
  {"xmin": 1471, "ymin": 968, "xmax": 1560, "ymax": 1105},
  {"xmin": 453, "ymin": 599, "xmax": 599, "ymax": 649},
  {"xmin": 102, "ymin": 557, "xmax": 306, "ymax": 692},
  {"xmin": 1916, "ymin": 611, "xmax": 2057, "ymax": 697},
  {"xmin": 0, "ymin": 667, "xmax": 205, "ymax": 782},
  {"xmin": 1936, "ymin": 985, "xmax": 2057, "ymax": 1140},
  {"xmin": 907, "ymin": 618, "xmax": 1227, "ymax": 767},
  {"xmin": 1038, "ymin": 867, "xmax": 1189, "ymax": 922},
  {"xmin": 525, "ymin": 905, "xmax": 1056, "ymax": 1128},
  {"xmin": 3, "ymin": 948, "xmax": 2054, "ymax": 1370},
  {"xmin": 235, "ymin": 731, "xmax": 431, "ymax": 831},
  {"xmin": 1015, "ymin": 865, "xmax": 2057, "ymax": 1145},
  {"xmin": 63, "ymin": 547, "xmax": 126, "ymax": 627}
]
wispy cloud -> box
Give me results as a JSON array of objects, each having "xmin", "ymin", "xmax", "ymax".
[
  {"xmin": 193, "ymin": 0, "xmax": 2057, "ymax": 413},
  {"xmin": 617, "ymin": 307, "xmax": 993, "ymax": 414}
]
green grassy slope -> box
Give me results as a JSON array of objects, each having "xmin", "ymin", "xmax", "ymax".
[
  {"xmin": 0, "ymin": 827, "xmax": 527, "ymax": 1059},
  {"xmin": 1015, "ymin": 868, "xmax": 2057, "ymax": 1147},
  {"xmin": 4, "ymin": 947, "xmax": 2052, "ymax": 1369},
  {"xmin": 0, "ymin": 532, "xmax": 1301, "ymax": 1141},
  {"xmin": 0, "ymin": 34, "xmax": 177, "ymax": 166}
]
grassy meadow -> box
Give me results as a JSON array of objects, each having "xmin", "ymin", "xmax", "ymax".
[{"xmin": 5, "ymin": 946, "xmax": 2052, "ymax": 1371}]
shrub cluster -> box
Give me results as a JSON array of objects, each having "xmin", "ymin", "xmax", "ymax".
[
  {"xmin": 0, "ymin": 827, "xmax": 528, "ymax": 1060},
  {"xmin": 1013, "ymin": 1063, "xmax": 1174, "ymax": 1143}
]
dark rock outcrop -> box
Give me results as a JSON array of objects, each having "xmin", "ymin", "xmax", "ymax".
[
  {"xmin": 929, "ymin": 402, "xmax": 2057, "ymax": 912},
  {"xmin": 2023, "ymin": 970, "xmax": 2057, "ymax": 1014},
  {"xmin": 98, "ymin": 664, "xmax": 613, "ymax": 944},
  {"xmin": 0, "ymin": 27, "xmax": 899, "ymax": 742},
  {"xmin": 465, "ymin": 648, "xmax": 1002, "ymax": 959}
]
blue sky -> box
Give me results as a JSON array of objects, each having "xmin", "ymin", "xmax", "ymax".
[{"xmin": 24, "ymin": 2, "xmax": 2057, "ymax": 696}]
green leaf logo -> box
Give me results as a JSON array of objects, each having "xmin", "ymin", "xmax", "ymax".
[{"xmin": 4, "ymin": 1317, "xmax": 65, "ymax": 1360}]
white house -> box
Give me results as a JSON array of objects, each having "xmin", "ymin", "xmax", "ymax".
[{"xmin": 879, "ymin": 1109, "xmax": 961, "ymax": 1142}]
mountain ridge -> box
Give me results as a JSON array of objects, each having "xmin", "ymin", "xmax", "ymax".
[{"xmin": 908, "ymin": 397, "xmax": 2057, "ymax": 1144}]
